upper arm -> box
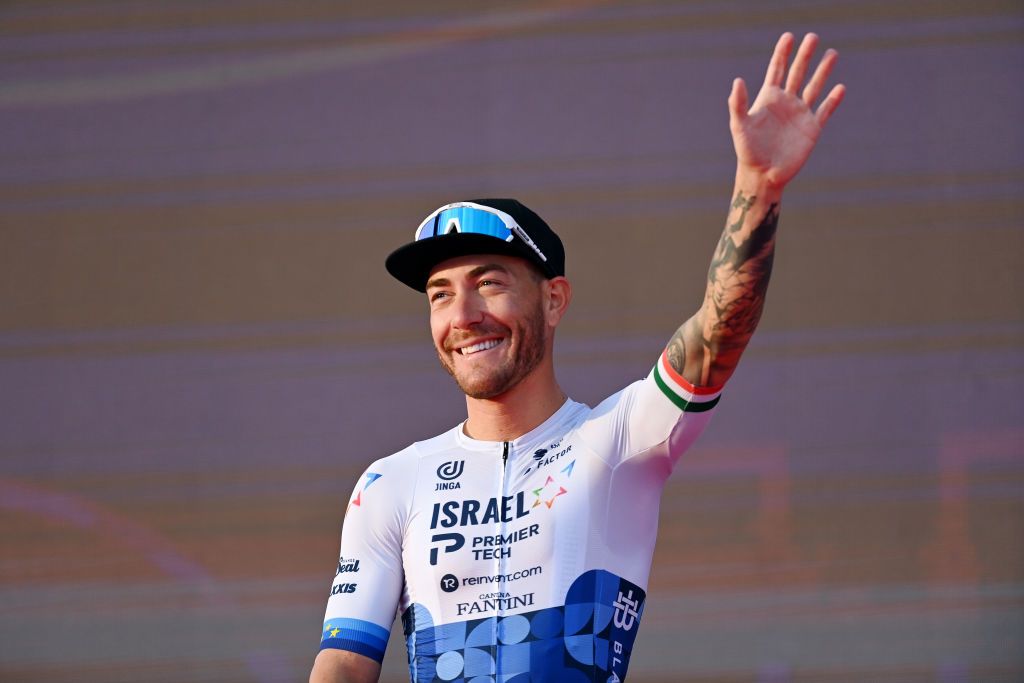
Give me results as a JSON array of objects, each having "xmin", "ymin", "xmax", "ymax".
[
  {"xmin": 577, "ymin": 349, "xmax": 722, "ymax": 468},
  {"xmin": 317, "ymin": 461, "xmax": 408, "ymax": 665},
  {"xmin": 669, "ymin": 311, "xmax": 746, "ymax": 389},
  {"xmin": 310, "ymin": 648, "xmax": 382, "ymax": 683}
]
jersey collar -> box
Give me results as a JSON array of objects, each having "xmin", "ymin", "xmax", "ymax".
[{"xmin": 454, "ymin": 398, "xmax": 583, "ymax": 453}]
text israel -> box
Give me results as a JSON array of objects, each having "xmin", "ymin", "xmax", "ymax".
[{"xmin": 429, "ymin": 491, "xmax": 530, "ymax": 529}]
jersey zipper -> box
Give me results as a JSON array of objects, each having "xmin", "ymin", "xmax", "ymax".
[{"xmin": 497, "ymin": 439, "xmax": 510, "ymax": 676}]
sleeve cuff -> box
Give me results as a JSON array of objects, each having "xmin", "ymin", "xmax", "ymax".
[
  {"xmin": 319, "ymin": 617, "xmax": 390, "ymax": 663},
  {"xmin": 652, "ymin": 350, "xmax": 723, "ymax": 413}
]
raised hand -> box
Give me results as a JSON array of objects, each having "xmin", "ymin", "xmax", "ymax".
[{"xmin": 729, "ymin": 32, "xmax": 845, "ymax": 189}]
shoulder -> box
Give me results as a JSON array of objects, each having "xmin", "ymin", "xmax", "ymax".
[
  {"xmin": 345, "ymin": 425, "xmax": 470, "ymax": 527},
  {"xmin": 357, "ymin": 425, "xmax": 463, "ymax": 487}
]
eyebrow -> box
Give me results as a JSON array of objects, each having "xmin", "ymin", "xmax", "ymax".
[{"xmin": 425, "ymin": 263, "xmax": 510, "ymax": 291}]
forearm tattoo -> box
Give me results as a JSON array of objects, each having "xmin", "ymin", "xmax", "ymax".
[
  {"xmin": 708, "ymin": 192, "xmax": 779, "ymax": 337},
  {"xmin": 667, "ymin": 191, "xmax": 780, "ymax": 381}
]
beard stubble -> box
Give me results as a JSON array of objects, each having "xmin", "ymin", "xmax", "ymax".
[{"xmin": 437, "ymin": 300, "xmax": 547, "ymax": 400}]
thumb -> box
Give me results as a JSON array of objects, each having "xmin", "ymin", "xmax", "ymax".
[{"xmin": 728, "ymin": 77, "xmax": 748, "ymax": 127}]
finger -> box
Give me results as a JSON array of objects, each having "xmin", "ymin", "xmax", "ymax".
[
  {"xmin": 763, "ymin": 32, "xmax": 794, "ymax": 89},
  {"xmin": 785, "ymin": 33, "xmax": 819, "ymax": 95},
  {"xmin": 814, "ymin": 83, "xmax": 846, "ymax": 127},
  {"xmin": 802, "ymin": 48, "xmax": 838, "ymax": 106},
  {"xmin": 729, "ymin": 77, "xmax": 749, "ymax": 124}
]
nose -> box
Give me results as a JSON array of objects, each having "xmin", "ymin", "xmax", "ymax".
[{"xmin": 449, "ymin": 290, "xmax": 485, "ymax": 330}]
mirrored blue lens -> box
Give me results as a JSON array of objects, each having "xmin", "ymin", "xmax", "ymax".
[{"xmin": 415, "ymin": 206, "xmax": 514, "ymax": 242}]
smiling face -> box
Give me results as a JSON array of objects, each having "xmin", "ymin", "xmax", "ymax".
[{"xmin": 426, "ymin": 254, "xmax": 552, "ymax": 400}]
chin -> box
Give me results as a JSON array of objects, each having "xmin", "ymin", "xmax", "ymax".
[{"xmin": 453, "ymin": 372, "xmax": 518, "ymax": 400}]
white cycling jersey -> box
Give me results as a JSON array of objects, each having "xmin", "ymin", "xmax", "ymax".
[{"xmin": 320, "ymin": 349, "xmax": 722, "ymax": 682}]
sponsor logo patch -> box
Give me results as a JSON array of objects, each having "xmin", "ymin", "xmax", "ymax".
[
  {"xmin": 436, "ymin": 460, "xmax": 465, "ymax": 481},
  {"xmin": 429, "ymin": 491, "xmax": 530, "ymax": 529},
  {"xmin": 460, "ymin": 565, "xmax": 543, "ymax": 588},
  {"xmin": 613, "ymin": 589, "xmax": 640, "ymax": 631},
  {"xmin": 435, "ymin": 460, "xmax": 465, "ymax": 490},
  {"xmin": 456, "ymin": 591, "xmax": 535, "ymax": 617},
  {"xmin": 428, "ymin": 532, "xmax": 465, "ymax": 566},
  {"xmin": 530, "ymin": 460, "xmax": 575, "ymax": 509},
  {"xmin": 470, "ymin": 523, "xmax": 540, "ymax": 560},
  {"xmin": 335, "ymin": 557, "xmax": 361, "ymax": 576}
]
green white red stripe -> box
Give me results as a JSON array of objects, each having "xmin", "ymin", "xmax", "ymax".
[{"xmin": 652, "ymin": 350, "xmax": 722, "ymax": 412}]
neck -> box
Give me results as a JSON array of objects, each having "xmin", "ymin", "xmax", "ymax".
[{"xmin": 462, "ymin": 363, "xmax": 566, "ymax": 442}]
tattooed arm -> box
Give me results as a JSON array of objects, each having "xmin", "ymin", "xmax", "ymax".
[
  {"xmin": 668, "ymin": 32, "xmax": 845, "ymax": 387},
  {"xmin": 670, "ymin": 183, "xmax": 781, "ymax": 387}
]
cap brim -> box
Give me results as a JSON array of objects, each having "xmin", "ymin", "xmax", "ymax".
[{"xmin": 385, "ymin": 233, "xmax": 533, "ymax": 292}]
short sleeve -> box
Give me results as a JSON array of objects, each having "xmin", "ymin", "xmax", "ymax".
[
  {"xmin": 319, "ymin": 459, "xmax": 408, "ymax": 662},
  {"xmin": 576, "ymin": 349, "xmax": 723, "ymax": 469}
]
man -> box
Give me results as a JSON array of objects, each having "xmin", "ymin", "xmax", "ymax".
[{"xmin": 311, "ymin": 32, "xmax": 844, "ymax": 683}]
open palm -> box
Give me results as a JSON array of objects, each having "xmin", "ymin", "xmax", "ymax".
[{"xmin": 730, "ymin": 33, "xmax": 846, "ymax": 188}]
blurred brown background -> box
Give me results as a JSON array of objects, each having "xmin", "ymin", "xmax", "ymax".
[{"xmin": 1, "ymin": 1, "xmax": 1022, "ymax": 681}]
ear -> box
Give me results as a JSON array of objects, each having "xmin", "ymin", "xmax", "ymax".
[{"xmin": 542, "ymin": 276, "xmax": 572, "ymax": 327}]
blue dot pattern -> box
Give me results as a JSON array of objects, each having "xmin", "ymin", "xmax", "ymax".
[{"xmin": 401, "ymin": 569, "xmax": 646, "ymax": 682}]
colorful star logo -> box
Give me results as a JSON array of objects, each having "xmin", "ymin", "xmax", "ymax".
[{"xmin": 531, "ymin": 460, "xmax": 575, "ymax": 508}]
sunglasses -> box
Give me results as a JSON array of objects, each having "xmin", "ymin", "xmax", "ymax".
[{"xmin": 414, "ymin": 202, "xmax": 548, "ymax": 265}]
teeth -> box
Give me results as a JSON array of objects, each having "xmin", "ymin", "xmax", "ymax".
[{"xmin": 460, "ymin": 339, "xmax": 502, "ymax": 355}]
